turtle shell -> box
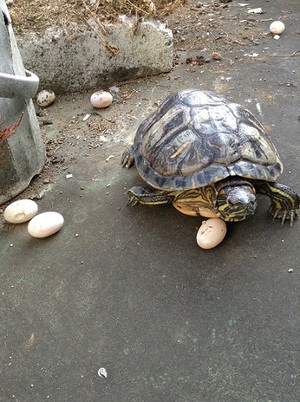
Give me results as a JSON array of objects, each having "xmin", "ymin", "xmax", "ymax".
[{"xmin": 133, "ymin": 89, "xmax": 283, "ymax": 191}]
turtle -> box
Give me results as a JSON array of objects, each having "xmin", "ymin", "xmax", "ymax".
[{"xmin": 121, "ymin": 89, "xmax": 299, "ymax": 225}]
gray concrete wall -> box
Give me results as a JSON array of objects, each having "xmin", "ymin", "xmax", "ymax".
[{"xmin": 16, "ymin": 16, "xmax": 173, "ymax": 94}]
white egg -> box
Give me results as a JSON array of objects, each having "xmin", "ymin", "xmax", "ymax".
[
  {"xmin": 269, "ymin": 21, "xmax": 285, "ymax": 35},
  {"xmin": 37, "ymin": 89, "xmax": 56, "ymax": 107},
  {"xmin": 4, "ymin": 199, "xmax": 38, "ymax": 224},
  {"xmin": 196, "ymin": 218, "xmax": 227, "ymax": 249},
  {"xmin": 28, "ymin": 211, "xmax": 64, "ymax": 238},
  {"xmin": 90, "ymin": 91, "xmax": 113, "ymax": 108}
]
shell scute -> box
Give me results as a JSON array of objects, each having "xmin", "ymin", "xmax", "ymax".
[{"xmin": 133, "ymin": 90, "xmax": 282, "ymax": 191}]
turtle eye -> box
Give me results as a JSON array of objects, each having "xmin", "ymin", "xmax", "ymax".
[{"xmin": 248, "ymin": 193, "xmax": 257, "ymax": 205}]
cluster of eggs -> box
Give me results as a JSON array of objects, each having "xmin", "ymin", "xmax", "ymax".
[
  {"xmin": 36, "ymin": 89, "xmax": 113, "ymax": 109},
  {"xmin": 3, "ymin": 200, "xmax": 63, "ymax": 238},
  {"xmin": 16, "ymin": 89, "xmax": 112, "ymax": 237}
]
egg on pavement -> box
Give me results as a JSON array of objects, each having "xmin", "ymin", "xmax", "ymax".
[
  {"xmin": 4, "ymin": 199, "xmax": 38, "ymax": 224},
  {"xmin": 196, "ymin": 218, "xmax": 227, "ymax": 249},
  {"xmin": 28, "ymin": 212, "xmax": 64, "ymax": 238},
  {"xmin": 90, "ymin": 91, "xmax": 113, "ymax": 108},
  {"xmin": 269, "ymin": 21, "xmax": 285, "ymax": 35}
]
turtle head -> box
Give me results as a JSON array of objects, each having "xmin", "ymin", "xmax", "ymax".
[{"xmin": 214, "ymin": 180, "xmax": 257, "ymax": 222}]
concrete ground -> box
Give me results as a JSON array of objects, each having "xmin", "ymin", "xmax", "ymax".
[{"xmin": 1, "ymin": 0, "xmax": 300, "ymax": 401}]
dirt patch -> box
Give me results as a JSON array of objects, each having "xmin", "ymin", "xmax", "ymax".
[
  {"xmin": 167, "ymin": 0, "xmax": 265, "ymax": 53},
  {"xmin": 5, "ymin": 84, "xmax": 155, "ymax": 204},
  {"xmin": 9, "ymin": 0, "xmax": 187, "ymax": 34}
]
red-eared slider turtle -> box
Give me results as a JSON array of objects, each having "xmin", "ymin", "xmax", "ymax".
[{"xmin": 122, "ymin": 90, "xmax": 299, "ymax": 225}]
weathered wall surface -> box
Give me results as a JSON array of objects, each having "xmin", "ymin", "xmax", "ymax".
[{"xmin": 17, "ymin": 16, "xmax": 173, "ymax": 94}]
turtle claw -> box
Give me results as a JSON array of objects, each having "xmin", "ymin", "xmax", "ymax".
[
  {"xmin": 289, "ymin": 210, "xmax": 299, "ymax": 226},
  {"xmin": 127, "ymin": 193, "xmax": 140, "ymax": 206},
  {"xmin": 270, "ymin": 206, "xmax": 298, "ymax": 226}
]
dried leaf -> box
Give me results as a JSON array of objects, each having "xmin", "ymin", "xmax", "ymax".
[{"xmin": 212, "ymin": 52, "xmax": 223, "ymax": 60}]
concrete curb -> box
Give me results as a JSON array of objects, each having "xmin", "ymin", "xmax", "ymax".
[{"xmin": 16, "ymin": 16, "xmax": 173, "ymax": 94}]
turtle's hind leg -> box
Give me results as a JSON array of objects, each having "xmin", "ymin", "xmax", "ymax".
[
  {"xmin": 121, "ymin": 145, "xmax": 135, "ymax": 169},
  {"xmin": 254, "ymin": 181, "xmax": 300, "ymax": 225},
  {"xmin": 127, "ymin": 186, "xmax": 175, "ymax": 206}
]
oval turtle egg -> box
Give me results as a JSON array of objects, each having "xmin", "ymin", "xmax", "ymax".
[
  {"xmin": 90, "ymin": 91, "xmax": 113, "ymax": 108},
  {"xmin": 196, "ymin": 218, "xmax": 227, "ymax": 249},
  {"xmin": 36, "ymin": 89, "xmax": 56, "ymax": 107},
  {"xmin": 28, "ymin": 211, "xmax": 64, "ymax": 238},
  {"xmin": 4, "ymin": 199, "xmax": 38, "ymax": 224},
  {"xmin": 269, "ymin": 21, "xmax": 285, "ymax": 35}
]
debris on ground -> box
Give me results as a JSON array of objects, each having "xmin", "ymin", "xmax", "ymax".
[{"xmin": 9, "ymin": 0, "xmax": 187, "ymax": 34}]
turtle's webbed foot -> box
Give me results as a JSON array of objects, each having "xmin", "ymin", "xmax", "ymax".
[
  {"xmin": 255, "ymin": 181, "xmax": 299, "ymax": 226},
  {"xmin": 269, "ymin": 204, "xmax": 299, "ymax": 226},
  {"xmin": 121, "ymin": 146, "xmax": 135, "ymax": 169}
]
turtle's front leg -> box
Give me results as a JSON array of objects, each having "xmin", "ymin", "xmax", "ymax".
[
  {"xmin": 127, "ymin": 186, "xmax": 175, "ymax": 206},
  {"xmin": 254, "ymin": 181, "xmax": 300, "ymax": 225}
]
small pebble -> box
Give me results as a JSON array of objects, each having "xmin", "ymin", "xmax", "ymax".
[
  {"xmin": 42, "ymin": 119, "xmax": 53, "ymax": 125},
  {"xmin": 83, "ymin": 114, "xmax": 91, "ymax": 121},
  {"xmin": 98, "ymin": 367, "xmax": 107, "ymax": 378},
  {"xmin": 109, "ymin": 86, "xmax": 120, "ymax": 93},
  {"xmin": 248, "ymin": 8, "xmax": 263, "ymax": 14}
]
